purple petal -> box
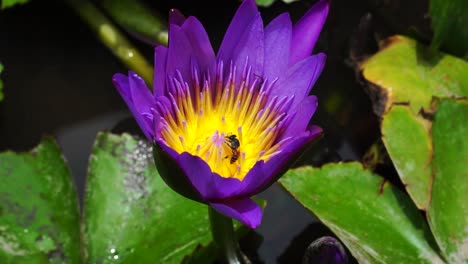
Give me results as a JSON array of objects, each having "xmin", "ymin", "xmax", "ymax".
[
  {"xmin": 128, "ymin": 71, "xmax": 155, "ymax": 115},
  {"xmin": 271, "ymin": 53, "xmax": 326, "ymax": 109},
  {"xmin": 113, "ymin": 73, "xmax": 131, "ymax": 99},
  {"xmin": 129, "ymin": 72, "xmax": 156, "ymax": 139},
  {"xmin": 151, "ymin": 108, "xmax": 162, "ymax": 141},
  {"xmin": 166, "ymin": 24, "xmax": 193, "ymax": 83},
  {"xmin": 112, "ymin": 72, "xmax": 155, "ymax": 140},
  {"xmin": 210, "ymin": 198, "xmax": 262, "ymax": 228},
  {"xmin": 177, "ymin": 151, "xmax": 245, "ymax": 200},
  {"xmin": 169, "ymin": 9, "xmax": 186, "ymax": 26},
  {"xmin": 159, "ymin": 143, "xmax": 245, "ymax": 200},
  {"xmin": 153, "ymin": 45, "xmax": 168, "ymax": 97},
  {"xmin": 239, "ymin": 126, "xmax": 323, "ymax": 197},
  {"xmin": 230, "ymin": 14, "xmax": 264, "ymax": 84},
  {"xmin": 263, "ymin": 13, "xmax": 292, "ymax": 82},
  {"xmin": 210, "ymin": 175, "xmax": 245, "ymax": 200},
  {"xmin": 153, "ymin": 141, "xmax": 204, "ymax": 202},
  {"xmin": 290, "ymin": 0, "xmax": 329, "ymax": 65},
  {"xmin": 281, "ymin": 95, "xmax": 318, "ymax": 140},
  {"xmin": 155, "ymin": 95, "xmax": 173, "ymax": 118},
  {"xmin": 217, "ymin": 0, "xmax": 258, "ymax": 64},
  {"xmin": 174, "ymin": 150, "xmax": 213, "ymax": 198},
  {"xmin": 181, "ymin": 16, "xmax": 216, "ymax": 73}
]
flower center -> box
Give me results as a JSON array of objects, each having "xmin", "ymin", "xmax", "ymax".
[{"xmin": 157, "ymin": 62, "xmax": 292, "ymax": 180}]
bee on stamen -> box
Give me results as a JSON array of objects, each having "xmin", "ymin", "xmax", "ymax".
[{"xmin": 224, "ymin": 134, "xmax": 240, "ymax": 164}]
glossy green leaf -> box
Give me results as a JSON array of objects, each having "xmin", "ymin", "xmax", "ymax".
[
  {"xmin": 361, "ymin": 35, "xmax": 468, "ymax": 115},
  {"xmin": 381, "ymin": 106, "xmax": 432, "ymax": 209},
  {"xmin": 428, "ymin": 99, "xmax": 468, "ymax": 263},
  {"xmin": 430, "ymin": 0, "xmax": 468, "ymax": 59},
  {"xmin": 0, "ymin": 138, "xmax": 81, "ymax": 263},
  {"xmin": 0, "ymin": 63, "xmax": 3, "ymax": 101},
  {"xmin": 255, "ymin": 0, "xmax": 298, "ymax": 7},
  {"xmin": 1, "ymin": 0, "xmax": 29, "ymax": 9},
  {"xmin": 279, "ymin": 163, "xmax": 443, "ymax": 263},
  {"xmin": 83, "ymin": 132, "xmax": 216, "ymax": 263},
  {"xmin": 255, "ymin": 0, "xmax": 275, "ymax": 7},
  {"xmin": 98, "ymin": 0, "xmax": 168, "ymax": 45}
]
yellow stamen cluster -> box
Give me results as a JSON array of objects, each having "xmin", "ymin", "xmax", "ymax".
[{"xmin": 160, "ymin": 67, "xmax": 287, "ymax": 180}]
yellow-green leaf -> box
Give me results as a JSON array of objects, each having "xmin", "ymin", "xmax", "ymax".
[
  {"xmin": 381, "ymin": 106, "xmax": 432, "ymax": 209},
  {"xmin": 361, "ymin": 35, "xmax": 468, "ymax": 115}
]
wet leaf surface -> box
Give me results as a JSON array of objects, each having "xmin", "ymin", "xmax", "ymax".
[
  {"xmin": 428, "ymin": 99, "xmax": 468, "ymax": 263},
  {"xmin": 83, "ymin": 132, "xmax": 217, "ymax": 263},
  {"xmin": 360, "ymin": 35, "xmax": 468, "ymax": 116},
  {"xmin": 381, "ymin": 106, "xmax": 432, "ymax": 209},
  {"xmin": 430, "ymin": 0, "xmax": 468, "ymax": 59},
  {"xmin": 0, "ymin": 138, "xmax": 81, "ymax": 263},
  {"xmin": 279, "ymin": 163, "xmax": 443, "ymax": 264}
]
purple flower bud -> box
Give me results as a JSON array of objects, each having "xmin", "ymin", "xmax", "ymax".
[{"xmin": 303, "ymin": 236, "xmax": 348, "ymax": 264}]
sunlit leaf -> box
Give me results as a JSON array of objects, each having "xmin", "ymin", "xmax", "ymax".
[
  {"xmin": 360, "ymin": 35, "xmax": 468, "ymax": 116},
  {"xmin": 381, "ymin": 106, "xmax": 432, "ymax": 209}
]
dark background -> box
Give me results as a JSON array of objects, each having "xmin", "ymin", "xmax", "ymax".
[{"xmin": 0, "ymin": 0, "xmax": 431, "ymax": 262}]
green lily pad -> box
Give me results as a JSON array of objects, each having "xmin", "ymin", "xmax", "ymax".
[
  {"xmin": 1, "ymin": 0, "xmax": 29, "ymax": 9},
  {"xmin": 428, "ymin": 99, "xmax": 468, "ymax": 263},
  {"xmin": 279, "ymin": 163, "xmax": 443, "ymax": 263},
  {"xmin": 83, "ymin": 132, "xmax": 217, "ymax": 263},
  {"xmin": 430, "ymin": 0, "xmax": 468, "ymax": 59},
  {"xmin": 360, "ymin": 35, "xmax": 468, "ymax": 116},
  {"xmin": 0, "ymin": 138, "xmax": 81, "ymax": 263},
  {"xmin": 381, "ymin": 106, "xmax": 432, "ymax": 210}
]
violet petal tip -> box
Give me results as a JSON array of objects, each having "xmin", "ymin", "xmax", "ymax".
[{"xmin": 210, "ymin": 199, "xmax": 263, "ymax": 229}]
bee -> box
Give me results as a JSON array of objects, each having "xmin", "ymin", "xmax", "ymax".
[{"xmin": 224, "ymin": 134, "xmax": 240, "ymax": 164}]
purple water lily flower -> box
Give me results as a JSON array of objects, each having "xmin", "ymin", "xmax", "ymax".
[{"xmin": 113, "ymin": 0, "xmax": 328, "ymax": 228}]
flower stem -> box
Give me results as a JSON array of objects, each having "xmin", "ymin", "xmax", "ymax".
[
  {"xmin": 65, "ymin": 0, "xmax": 154, "ymax": 85},
  {"xmin": 98, "ymin": 0, "xmax": 168, "ymax": 46},
  {"xmin": 208, "ymin": 207, "xmax": 251, "ymax": 264}
]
